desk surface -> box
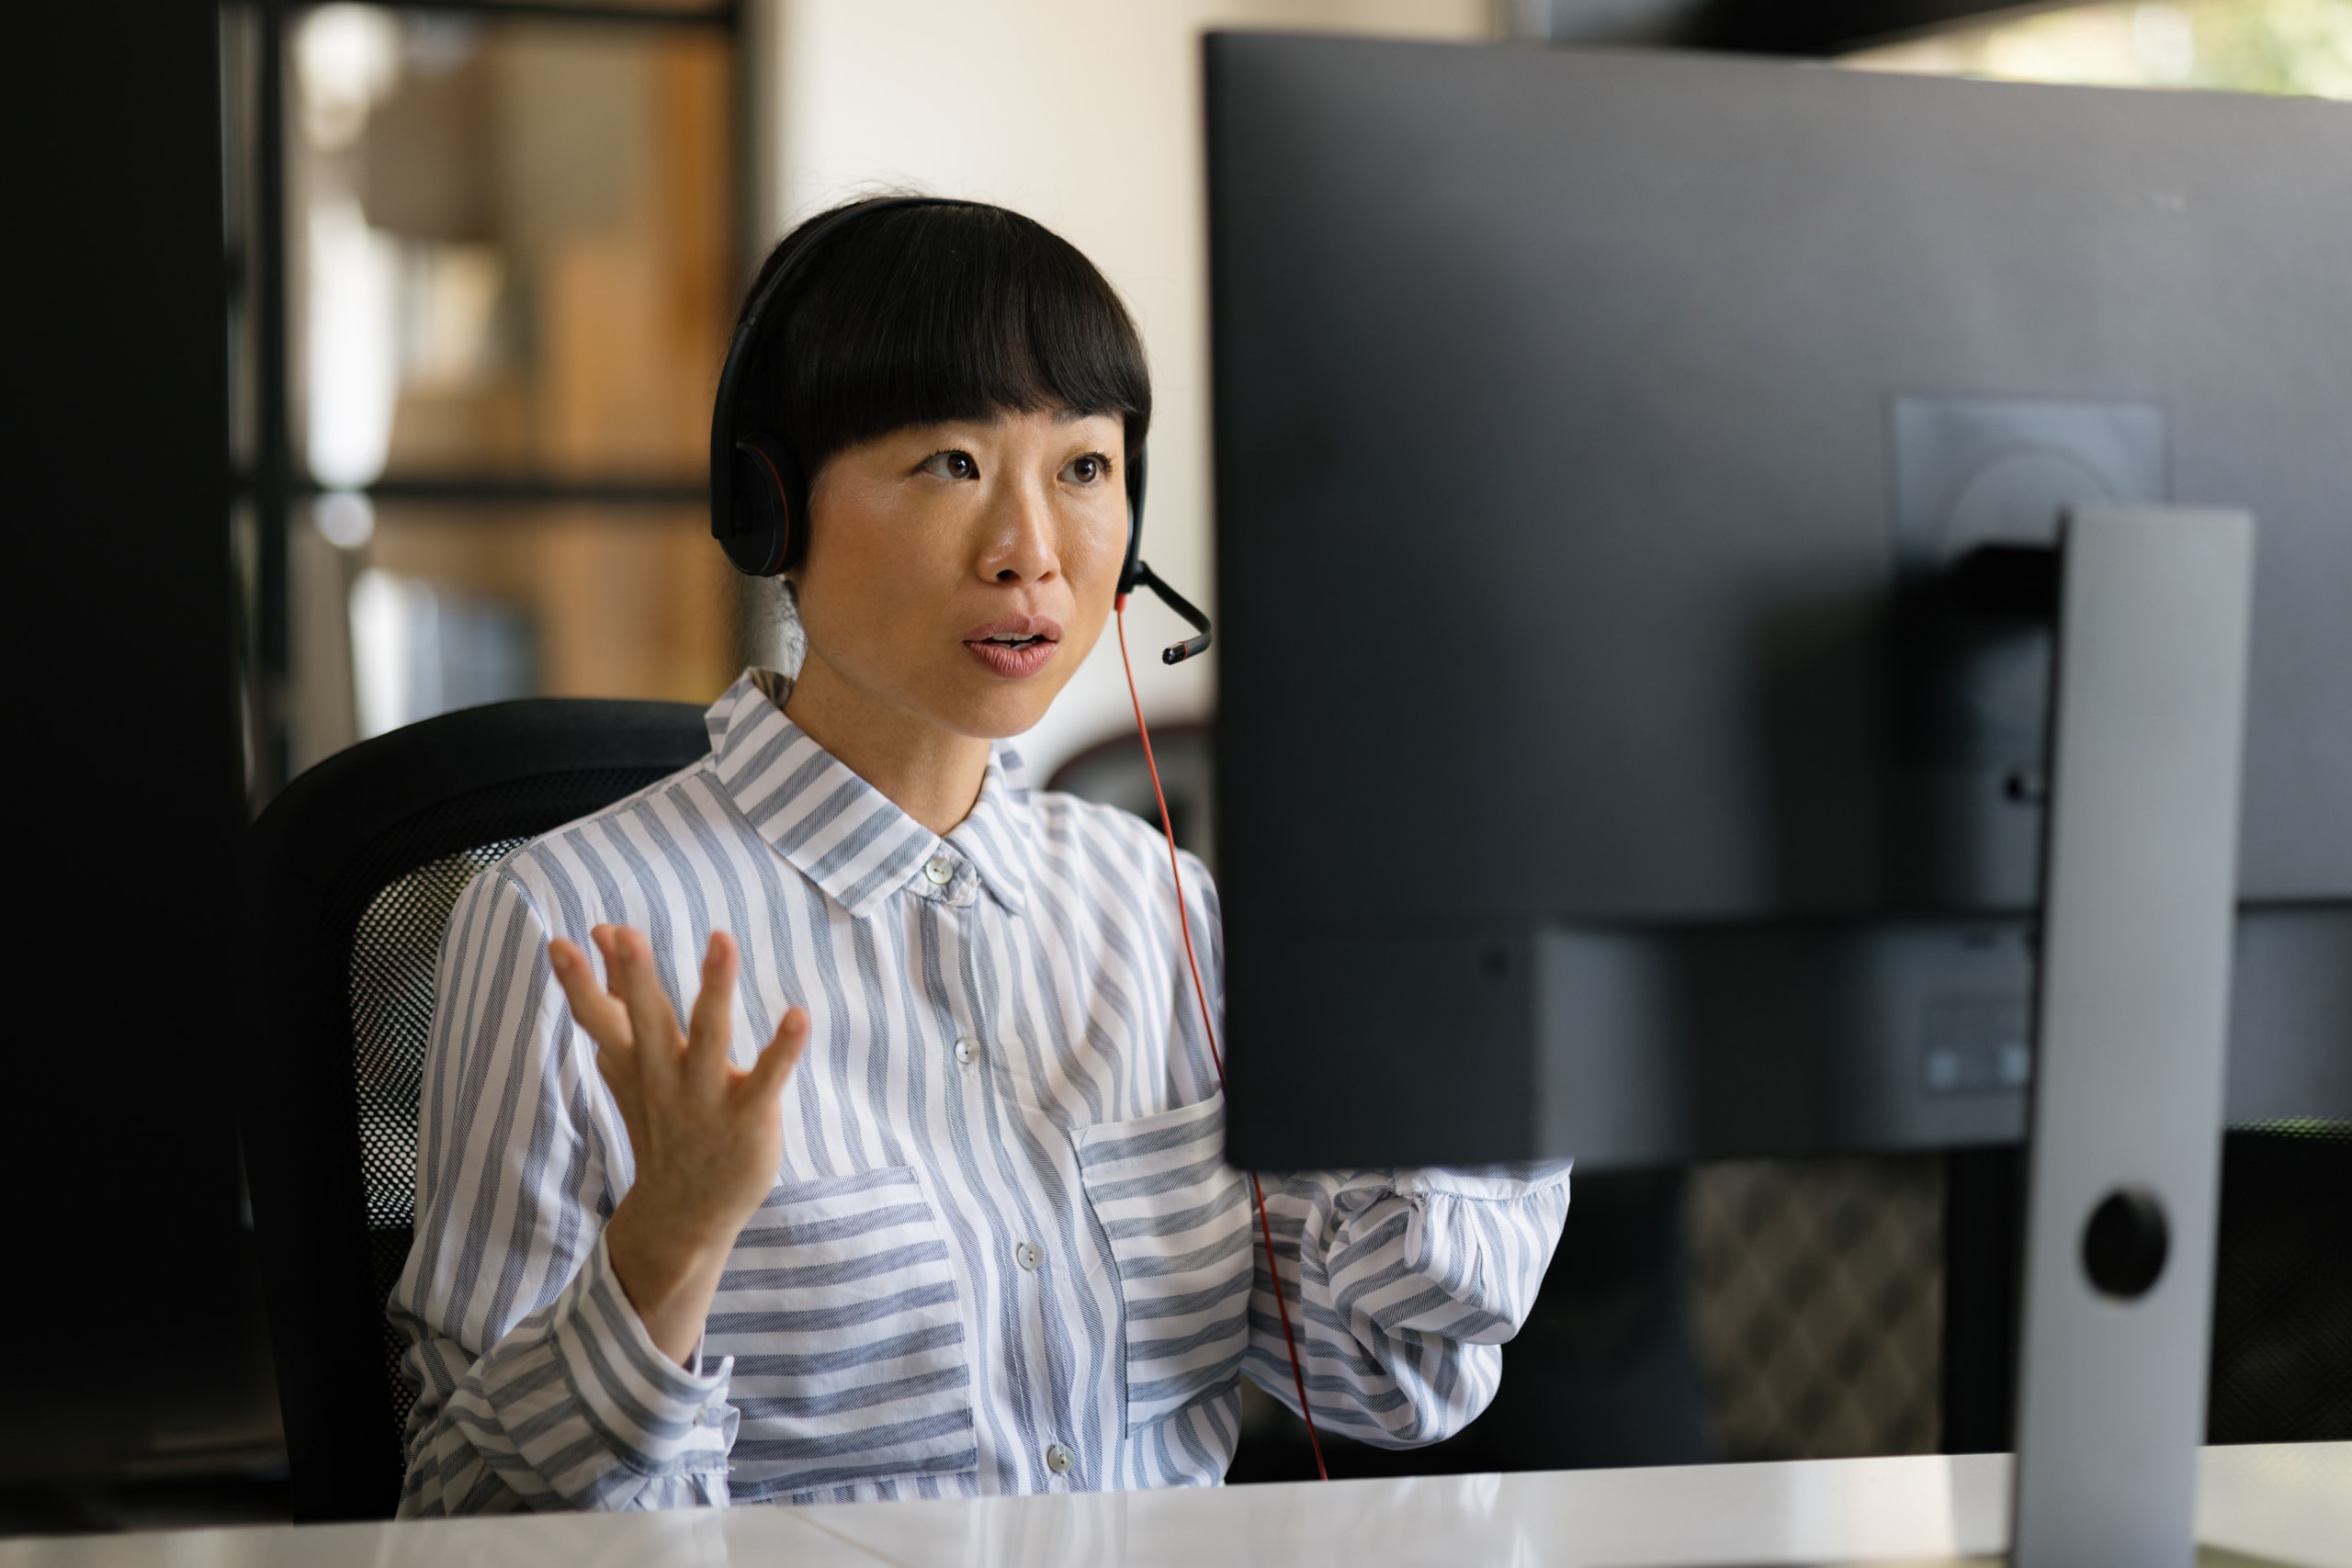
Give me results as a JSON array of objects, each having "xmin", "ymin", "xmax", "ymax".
[{"xmin": 4, "ymin": 1444, "xmax": 2345, "ymax": 1568}]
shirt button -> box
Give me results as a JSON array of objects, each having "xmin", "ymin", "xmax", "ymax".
[
  {"xmin": 923, "ymin": 855, "xmax": 954, "ymax": 886},
  {"xmin": 955, "ymin": 1037, "xmax": 979, "ymax": 1066},
  {"xmin": 1045, "ymin": 1442, "xmax": 1075, "ymax": 1475},
  {"xmin": 1015, "ymin": 1241, "xmax": 1044, "ymax": 1271}
]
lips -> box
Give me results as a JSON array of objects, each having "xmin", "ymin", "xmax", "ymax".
[{"xmin": 961, "ymin": 615, "xmax": 1063, "ymax": 679}]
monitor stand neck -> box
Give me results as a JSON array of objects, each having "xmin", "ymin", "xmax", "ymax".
[{"xmin": 2009, "ymin": 504, "xmax": 2254, "ymax": 1568}]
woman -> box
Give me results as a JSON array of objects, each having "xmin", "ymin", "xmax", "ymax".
[{"xmin": 391, "ymin": 197, "xmax": 1570, "ymax": 1514}]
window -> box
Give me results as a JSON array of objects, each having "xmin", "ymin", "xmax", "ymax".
[
  {"xmin": 225, "ymin": 0, "xmax": 744, "ymax": 796},
  {"xmin": 1842, "ymin": 0, "xmax": 2352, "ymax": 98}
]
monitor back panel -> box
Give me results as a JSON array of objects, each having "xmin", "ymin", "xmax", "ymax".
[{"xmin": 1204, "ymin": 36, "xmax": 2352, "ymax": 1169}]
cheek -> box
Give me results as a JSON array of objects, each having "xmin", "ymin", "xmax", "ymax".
[
  {"xmin": 798, "ymin": 499, "xmax": 956, "ymax": 632},
  {"xmin": 1069, "ymin": 512, "xmax": 1130, "ymax": 596},
  {"xmin": 795, "ymin": 540, "xmax": 891, "ymax": 639}
]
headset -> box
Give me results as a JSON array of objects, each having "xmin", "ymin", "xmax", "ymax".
[
  {"xmin": 707, "ymin": 197, "xmax": 1320, "ymax": 1474},
  {"xmin": 708, "ymin": 197, "xmax": 1211, "ymax": 664}
]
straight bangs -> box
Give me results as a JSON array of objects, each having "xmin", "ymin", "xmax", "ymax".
[{"xmin": 742, "ymin": 199, "xmax": 1152, "ymax": 474}]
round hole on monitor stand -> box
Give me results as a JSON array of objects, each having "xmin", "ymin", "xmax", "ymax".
[{"xmin": 2081, "ymin": 1186, "xmax": 2170, "ymax": 1301}]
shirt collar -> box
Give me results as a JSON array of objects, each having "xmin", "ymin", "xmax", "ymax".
[{"xmin": 705, "ymin": 671, "xmax": 1033, "ymax": 919}]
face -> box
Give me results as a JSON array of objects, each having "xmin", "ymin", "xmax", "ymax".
[{"xmin": 789, "ymin": 407, "xmax": 1129, "ymax": 740}]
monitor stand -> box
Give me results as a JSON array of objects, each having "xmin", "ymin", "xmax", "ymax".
[{"xmin": 2008, "ymin": 504, "xmax": 2255, "ymax": 1568}]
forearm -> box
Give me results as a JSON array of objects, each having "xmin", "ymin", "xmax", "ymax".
[
  {"xmin": 605, "ymin": 1190, "xmax": 736, "ymax": 1367},
  {"xmin": 396, "ymin": 1235, "xmax": 737, "ymax": 1516}
]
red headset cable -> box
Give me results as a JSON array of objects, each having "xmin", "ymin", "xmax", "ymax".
[{"xmin": 1114, "ymin": 596, "xmax": 1329, "ymax": 1483}]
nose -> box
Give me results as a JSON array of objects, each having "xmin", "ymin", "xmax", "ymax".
[{"xmin": 976, "ymin": 472, "xmax": 1058, "ymax": 586}]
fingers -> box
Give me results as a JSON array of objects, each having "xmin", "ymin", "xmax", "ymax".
[
  {"xmin": 562, "ymin": 927, "xmax": 786, "ymax": 1110},
  {"xmin": 745, "ymin": 1006, "xmax": 811, "ymax": 1102},
  {"xmin": 548, "ymin": 939, "xmax": 632, "ymax": 1051},
  {"xmin": 684, "ymin": 932, "xmax": 739, "ymax": 1082},
  {"xmin": 603, "ymin": 925, "xmax": 687, "ymax": 1064}
]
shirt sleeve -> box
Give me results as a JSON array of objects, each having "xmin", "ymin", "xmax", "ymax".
[
  {"xmin": 389, "ymin": 866, "xmax": 738, "ymax": 1515},
  {"xmin": 1243, "ymin": 1162, "xmax": 1571, "ymax": 1448},
  {"xmin": 1170, "ymin": 852, "xmax": 1575, "ymax": 1449}
]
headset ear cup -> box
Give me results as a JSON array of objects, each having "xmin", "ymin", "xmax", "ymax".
[{"xmin": 726, "ymin": 434, "xmax": 804, "ymax": 577}]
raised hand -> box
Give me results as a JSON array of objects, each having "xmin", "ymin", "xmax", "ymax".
[{"xmin": 548, "ymin": 925, "xmax": 809, "ymax": 1366}]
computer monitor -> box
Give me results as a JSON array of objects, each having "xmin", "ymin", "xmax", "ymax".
[{"xmin": 1204, "ymin": 35, "xmax": 2352, "ymax": 1177}]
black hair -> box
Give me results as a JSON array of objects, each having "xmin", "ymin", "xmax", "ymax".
[{"xmin": 734, "ymin": 197, "xmax": 1152, "ymax": 488}]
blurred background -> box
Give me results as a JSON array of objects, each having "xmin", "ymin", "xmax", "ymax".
[
  {"xmin": 7, "ymin": 0, "xmax": 2346, "ymax": 1537},
  {"xmin": 241, "ymin": 0, "xmax": 2352, "ymax": 804}
]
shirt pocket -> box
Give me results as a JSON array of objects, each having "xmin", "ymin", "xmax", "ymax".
[
  {"xmin": 703, "ymin": 1166, "xmax": 977, "ymax": 1499},
  {"xmin": 1072, "ymin": 1093, "xmax": 1254, "ymax": 1435}
]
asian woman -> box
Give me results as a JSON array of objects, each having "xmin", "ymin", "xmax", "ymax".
[{"xmin": 391, "ymin": 197, "xmax": 1570, "ymax": 1515}]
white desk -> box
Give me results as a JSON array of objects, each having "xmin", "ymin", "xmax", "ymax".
[{"xmin": 5, "ymin": 1445, "xmax": 2345, "ymax": 1568}]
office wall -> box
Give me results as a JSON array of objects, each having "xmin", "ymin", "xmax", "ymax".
[{"xmin": 752, "ymin": 0, "xmax": 1494, "ymax": 782}]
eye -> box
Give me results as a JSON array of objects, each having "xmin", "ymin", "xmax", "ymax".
[
  {"xmin": 1062, "ymin": 453, "xmax": 1113, "ymax": 486},
  {"xmin": 920, "ymin": 449, "xmax": 979, "ymax": 481}
]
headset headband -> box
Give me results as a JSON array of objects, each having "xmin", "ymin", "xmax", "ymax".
[{"xmin": 709, "ymin": 197, "xmax": 966, "ymax": 566}]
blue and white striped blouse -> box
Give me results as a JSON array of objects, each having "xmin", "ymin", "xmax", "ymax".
[{"xmin": 390, "ymin": 671, "xmax": 1571, "ymax": 1514}]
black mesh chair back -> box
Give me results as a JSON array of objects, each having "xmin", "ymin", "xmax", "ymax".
[{"xmin": 242, "ymin": 699, "xmax": 710, "ymax": 1521}]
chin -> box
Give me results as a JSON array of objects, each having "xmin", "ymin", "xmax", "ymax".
[
  {"xmin": 968, "ymin": 700, "xmax": 1060, "ymax": 742},
  {"xmin": 932, "ymin": 683, "xmax": 1064, "ymax": 743}
]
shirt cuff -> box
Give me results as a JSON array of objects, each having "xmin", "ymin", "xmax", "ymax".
[
  {"xmin": 1395, "ymin": 1160, "xmax": 1574, "ymax": 1202},
  {"xmin": 538, "ymin": 1234, "xmax": 738, "ymax": 1478}
]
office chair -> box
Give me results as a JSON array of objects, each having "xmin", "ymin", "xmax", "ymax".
[
  {"xmin": 1048, "ymin": 720, "xmax": 1217, "ymax": 872},
  {"xmin": 240, "ymin": 698, "xmax": 710, "ymax": 1522}
]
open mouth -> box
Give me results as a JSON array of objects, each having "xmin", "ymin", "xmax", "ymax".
[{"xmin": 961, "ymin": 617, "xmax": 1063, "ymax": 678}]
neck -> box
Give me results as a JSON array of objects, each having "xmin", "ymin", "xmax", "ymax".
[{"xmin": 781, "ymin": 654, "xmax": 994, "ymax": 838}]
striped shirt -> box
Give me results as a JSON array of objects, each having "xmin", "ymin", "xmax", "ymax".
[{"xmin": 391, "ymin": 671, "xmax": 1571, "ymax": 1514}]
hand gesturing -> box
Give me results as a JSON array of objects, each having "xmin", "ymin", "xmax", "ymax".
[{"xmin": 548, "ymin": 925, "xmax": 808, "ymax": 1365}]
